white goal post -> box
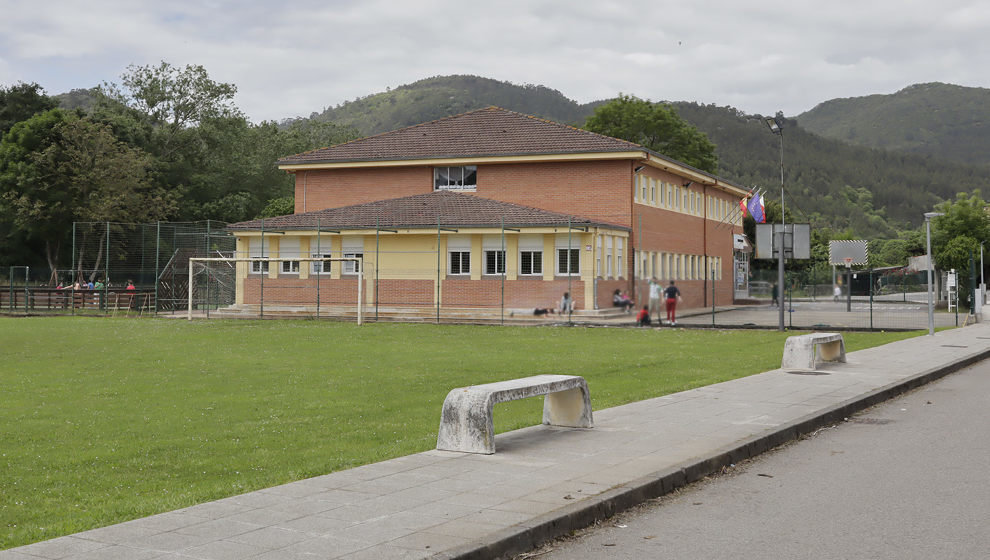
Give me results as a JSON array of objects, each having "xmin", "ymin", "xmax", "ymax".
[{"xmin": 187, "ymin": 256, "xmax": 364, "ymax": 324}]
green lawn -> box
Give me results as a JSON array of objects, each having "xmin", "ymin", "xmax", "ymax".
[{"xmin": 0, "ymin": 317, "xmax": 920, "ymax": 549}]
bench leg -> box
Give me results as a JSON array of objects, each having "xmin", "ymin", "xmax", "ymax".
[
  {"xmin": 436, "ymin": 390, "xmax": 496, "ymax": 454},
  {"xmin": 817, "ymin": 340, "xmax": 846, "ymax": 363},
  {"xmin": 781, "ymin": 339, "xmax": 816, "ymax": 370},
  {"xmin": 542, "ymin": 386, "xmax": 594, "ymax": 428}
]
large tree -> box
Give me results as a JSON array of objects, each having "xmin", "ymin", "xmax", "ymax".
[
  {"xmin": 102, "ymin": 62, "xmax": 240, "ymax": 159},
  {"xmin": 0, "ymin": 110, "xmax": 175, "ymax": 279},
  {"xmin": 584, "ymin": 94, "xmax": 718, "ymax": 173},
  {"xmin": 0, "ymin": 82, "xmax": 58, "ymax": 140},
  {"xmin": 930, "ymin": 191, "xmax": 989, "ymax": 305}
]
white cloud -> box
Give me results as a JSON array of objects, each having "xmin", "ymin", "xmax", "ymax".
[{"xmin": 1, "ymin": 0, "xmax": 988, "ymax": 122}]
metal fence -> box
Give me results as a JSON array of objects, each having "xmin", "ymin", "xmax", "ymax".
[
  {"xmin": 681, "ymin": 267, "xmax": 967, "ymax": 331},
  {"xmin": 0, "ymin": 221, "xmax": 234, "ymax": 316}
]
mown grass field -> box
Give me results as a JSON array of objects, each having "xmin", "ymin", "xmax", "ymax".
[{"xmin": 0, "ymin": 317, "xmax": 921, "ymax": 549}]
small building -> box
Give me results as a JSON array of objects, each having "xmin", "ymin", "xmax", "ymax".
[{"xmin": 228, "ymin": 107, "xmax": 749, "ymax": 315}]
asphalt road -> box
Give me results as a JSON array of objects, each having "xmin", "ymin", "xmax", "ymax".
[{"xmin": 528, "ymin": 360, "xmax": 990, "ymax": 560}]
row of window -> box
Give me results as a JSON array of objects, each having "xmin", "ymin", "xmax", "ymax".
[
  {"xmin": 634, "ymin": 176, "xmax": 740, "ymax": 224},
  {"xmin": 248, "ymin": 235, "xmax": 625, "ymax": 278},
  {"xmin": 637, "ymin": 251, "xmax": 723, "ymax": 282},
  {"xmin": 447, "ymin": 248, "xmax": 579, "ymax": 276},
  {"xmin": 250, "ymin": 253, "xmax": 363, "ymax": 275}
]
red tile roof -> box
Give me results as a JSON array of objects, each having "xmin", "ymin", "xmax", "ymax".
[
  {"xmin": 228, "ymin": 191, "xmax": 629, "ymax": 232},
  {"xmin": 277, "ymin": 107, "xmax": 643, "ymax": 165}
]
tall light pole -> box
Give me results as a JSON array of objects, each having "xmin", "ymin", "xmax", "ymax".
[
  {"xmin": 925, "ymin": 211, "xmax": 944, "ymax": 336},
  {"xmin": 765, "ymin": 116, "xmax": 785, "ymax": 331}
]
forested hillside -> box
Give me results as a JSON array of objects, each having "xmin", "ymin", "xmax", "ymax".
[
  {"xmin": 797, "ymin": 82, "xmax": 990, "ymax": 166},
  {"xmin": 5, "ymin": 69, "xmax": 988, "ymax": 276},
  {"xmin": 305, "ymin": 75, "xmax": 603, "ymax": 132},
  {"xmin": 303, "ymin": 75, "xmax": 987, "ymax": 234},
  {"xmin": 675, "ymin": 103, "xmax": 989, "ymax": 234}
]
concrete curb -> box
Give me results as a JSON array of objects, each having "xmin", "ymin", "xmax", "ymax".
[{"xmin": 437, "ymin": 341, "xmax": 990, "ymax": 560}]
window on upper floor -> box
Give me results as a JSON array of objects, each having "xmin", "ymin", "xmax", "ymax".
[{"xmin": 434, "ymin": 166, "xmax": 477, "ymax": 191}]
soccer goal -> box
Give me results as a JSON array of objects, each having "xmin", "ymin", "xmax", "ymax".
[{"xmin": 187, "ymin": 256, "xmax": 364, "ymax": 324}]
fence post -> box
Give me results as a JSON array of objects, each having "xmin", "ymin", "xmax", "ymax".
[
  {"xmin": 154, "ymin": 221, "xmax": 160, "ymax": 316},
  {"xmin": 71, "ymin": 223, "xmax": 76, "ymax": 316},
  {"xmin": 711, "ymin": 269, "xmax": 716, "ymax": 327},
  {"xmin": 869, "ymin": 267, "xmax": 874, "ymax": 331},
  {"xmin": 316, "ymin": 219, "xmax": 321, "ymax": 320},
  {"xmin": 260, "ymin": 220, "xmax": 265, "ymax": 319}
]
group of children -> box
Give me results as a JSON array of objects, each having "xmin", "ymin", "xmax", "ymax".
[
  {"xmin": 531, "ymin": 282, "xmax": 684, "ymax": 326},
  {"xmin": 56, "ymin": 279, "xmax": 136, "ymax": 291}
]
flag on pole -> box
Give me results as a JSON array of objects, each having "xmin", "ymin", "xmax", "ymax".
[
  {"xmin": 739, "ymin": 196, "xmax": 749, "ymax": 218},
  {"xmin": 747, "ymin": 192, "xmax": 766, "ymax": 223}
]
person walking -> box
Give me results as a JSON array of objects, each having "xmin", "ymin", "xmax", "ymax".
[
  {"xmin": 648, "ymin": 278, "xmax": 661, "ymax": 322},
  {"xmin": 664, "ymin": 280, "xmax": 681, "ymax": 326}
]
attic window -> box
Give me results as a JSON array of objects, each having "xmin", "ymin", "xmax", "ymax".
[{"xmin": 434, "ymin": 166, "xmax": 477, "ymax": 192}]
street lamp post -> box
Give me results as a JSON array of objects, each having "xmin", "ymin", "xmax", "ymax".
[
  {"xmin": 765, "ymin": 116, "xmax": 785, "ymax": 331},
  {"xmin": 925, "ymin": 211, "xmax": 944, "ymax": 336}
]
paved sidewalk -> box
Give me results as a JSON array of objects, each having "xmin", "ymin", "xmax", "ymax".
[{"xmin": 5, "ymin": 322, "xmax": 990, "ymax": 560}]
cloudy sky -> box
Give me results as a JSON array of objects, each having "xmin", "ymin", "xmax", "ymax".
[{"xmin": 2, "ymin": 0, "xmax": 987, "ymax": 123}]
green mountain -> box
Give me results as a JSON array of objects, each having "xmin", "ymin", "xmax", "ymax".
[
  {"xmin": 303, "ymin": 75, "xmax": 986, "ymax": 235},
  {"xmin": 675, "ymin": 103, "xmax": 987, "ymax": 235},
  {"xmin": 51, "ymin": 74, "xmax": 984, "ymax": 237},
  {"xmin": 796, "ymin": 82, "xmax": 990, "ymax": 166},
  {"xmin": 306, "ymin": 75, "xmax": 604, "ymax": 133}
]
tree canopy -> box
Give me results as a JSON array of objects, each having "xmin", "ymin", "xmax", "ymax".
[
  {"xmin": 0, "ymin": 61, "xmax": 361, "ymax": 276},
  {"xmin": 583, "ymin": 94, "xmax": 718, "ymax": 173}
]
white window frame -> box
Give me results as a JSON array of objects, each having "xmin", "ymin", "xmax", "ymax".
[
  {"xmin": 449, "ymin": 250, "xmax": 471, "ymax": 275},
  {"xmin": 434, "ymin": 166, "xmax": 477, "ymax": 191},
  {"xmin": 605, "ymin": 237, "xmax": 613, "ymax": 278},
  {"xmin": 342, "ymin": 238, "xmax": 363, "ymax": 274},
  {"xmin": 520, "ymin": 250, "xmax": 542, "ymax": 276},
  {"xmin": 616, "ymin": 239, "xmax": 624, "ymax": 278},
  {"xmin": 484, "ymin": 250, "xmax": 505, "ymax": 275},
  {"xmin": 311, "ymin": 252, "xmax": 333, "ymax": 274},
  {"xmin": 249, "ymin": 237, "xmax": 270, "ymax": 275},
  {"xmin": 557, "ymin": 248, "xmax": 580, "ymax": 276},
  {"xmin": 279, "ymin": 237, "xmax": 301, "ymax": 274}
]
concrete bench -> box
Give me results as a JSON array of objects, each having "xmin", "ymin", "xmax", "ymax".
[
  {"xmin": 781, "ymin": 332, "xmax": 846, "ymax": 371},
  {"xmin": 436, "ymin": 374, "xmax": 594, "ymax": 454}
]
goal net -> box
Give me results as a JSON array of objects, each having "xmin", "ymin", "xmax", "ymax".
[{"xmin": 187, "ymin": 256, "xmax": 364, "ymax": 323}]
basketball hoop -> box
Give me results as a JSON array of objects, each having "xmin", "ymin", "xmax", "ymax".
[{"xmin": 843, "ymin": 257, "xmax": 853, "ymax": 269}]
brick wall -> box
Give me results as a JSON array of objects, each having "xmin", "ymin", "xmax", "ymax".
[
  {"xmin": 377, "ymin": 279, "xmax": 434, "ymax": 307},
  {"xmin": 294, "ymin": 167, "xmax": 432, "ymax": 213},
  {"xmin": 287, "ymin": 159, "xmax": 746, "ymax": 307},
  {"xmin": 478, "ymin": 160, "xmax": 633, "ymax": 227}
]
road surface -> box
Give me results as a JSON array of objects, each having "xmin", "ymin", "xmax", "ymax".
[{"xmin": 529, "ymin": 360, "xmax": 990, "ymax": 559}]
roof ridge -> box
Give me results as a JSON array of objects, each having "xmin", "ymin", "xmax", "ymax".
[
  {"xmin": 287, "ymin": 107, "xmax": 507, "ymax": 157},
  {"xmin": 493, "ymin": 106, "xmax": 645, "ymax": 150},
  {"xmin": 277, "ymin": 106, "xmax": 644, "ymax": 164}
]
